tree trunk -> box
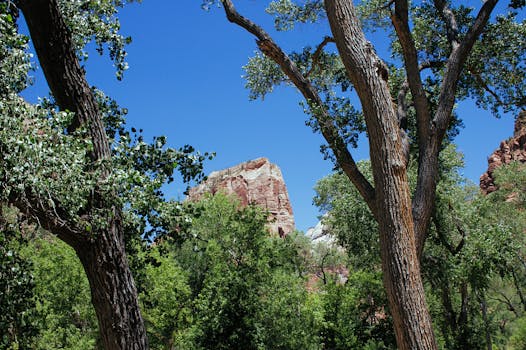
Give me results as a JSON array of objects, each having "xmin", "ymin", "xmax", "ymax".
[
  {"xmin": 17, "ymin": 0, "xmax": 148, "ymax": 348},
  {"xmin": 323, "ymin": 1, "xmax": 437, "ymax": 348},
  {"xmin": 74, "ymin": 209, "xmax": 148, "ymax": 350}
]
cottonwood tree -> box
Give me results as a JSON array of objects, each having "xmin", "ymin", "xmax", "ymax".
[
  {"xmin": 206, "ymin": 0, "xmax": 526, "ymax": 348},
  {"xmin": 1, "ymin": 1, "xmax": 208, "ymax": 349},
  {"xmin": 1, "ymin": 1, "xmax": 148, "ymax": 347}
]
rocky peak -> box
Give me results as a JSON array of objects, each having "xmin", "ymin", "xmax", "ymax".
[
  {"xmin": 187, "ymin": 157, "xmax": 295, "ymax": 236},
  {"xmin": 480, "ymin": 110, "xmax": 526, "ymax": 194}
]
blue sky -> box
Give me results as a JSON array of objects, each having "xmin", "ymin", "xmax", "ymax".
[{"xmin": 23, "ymin": 1, "xmax": 517, "ymax": 232}]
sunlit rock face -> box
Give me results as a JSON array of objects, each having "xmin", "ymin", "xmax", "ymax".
[
  {"xmin": 305, "ymin": 214, "xmax": 335, "ymax": 245},
  {"xmin": 480, "ymin": 111, "xmax": 526, "ymax": 194},
  {"xmin": 187, "ymin": 157, "xmax": 295, "ymax": 236}
]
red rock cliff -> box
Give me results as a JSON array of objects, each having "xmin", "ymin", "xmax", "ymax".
[
  {"xmin": 187, "ymin": 157, "xmax": 295, "ymax": 236},
  {"xmin": 480, "ymin": 110, "xmax": 526, "ymax": 194}
]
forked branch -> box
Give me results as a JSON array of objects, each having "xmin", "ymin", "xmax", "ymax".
[
  {"xmin": 391, "ymin": 0, "xmax": 432, "ymax": 147},
  {"xmin": 306, "ymin": 36, "xmax": 335, "ymax": 78},
  {"xmin": 434, "ymin": 0, "xmax": 460, "ymax": 49},
  {"xmin": 411, "ymin": 0, "xmax": 498, "ymax": 257},
  {"xmin": 220, "ymin": 0, "xmax": 377, "ymax": 214}
]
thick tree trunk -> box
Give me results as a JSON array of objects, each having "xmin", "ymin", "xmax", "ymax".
[
  {"xmin": 75, "ymin": 209, "xmax": 148, "ymax": 350},
  {"xmin": 17, "ymin": 0, "xmax": 148, "ymax": 349},
  {"xmin": 323, "ymin": 1, "xmax": 437, "ymax": 349}
]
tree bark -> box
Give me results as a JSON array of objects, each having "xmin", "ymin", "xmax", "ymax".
[
  {"xmin": 17, "ymin": 0, "xmax": 148, "ymax": 349},
  {"xmin": 220, "ymin": 0, "xmax": 377, "ymax": 216},
  {"xmin": 74, "ymin": 209, "xmax": 148, "ymax": 350},
  {"xmin": 323, "ymin": 1, "xmax": 437, "ymax": 349},
  {"xmin": 215, "ymin": 0, "xmax": 498, "ymax": 348}
]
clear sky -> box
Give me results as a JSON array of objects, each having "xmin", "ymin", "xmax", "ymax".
[{"xmin": 23, "ymin": 1, "xmax": 517, "ymax": 232}]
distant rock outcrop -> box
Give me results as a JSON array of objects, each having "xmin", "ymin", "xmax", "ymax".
[
  {"xmin": 305, "ymin": 214, "xmax": 335, "ymax": 245},
  {"xmin": 187, "ymin": 157, "xmax": 295, "ymax": 236},
  {"xmin": 480, "ymin": 110, "xmax": 526, "ymax": 194}
]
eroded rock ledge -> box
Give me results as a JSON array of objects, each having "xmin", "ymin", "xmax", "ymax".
[{"xmin": 480, "ymin": 110, "xmax": 526, "ymax": 194}]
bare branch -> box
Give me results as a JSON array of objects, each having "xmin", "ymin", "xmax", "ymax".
[
  {"xmin": 305, "ymin": 36, "xmax": 335, "ymax": 78},
  {"xmin": 447, "ymin": 202, "xmax": 466, "ymax": 254},
  {"xmin": 511, "ymin": 268, "xmax": 526, "ymax": 312},
  {"xmin": 431, "ymin": 202, "xmax": 466, "ymax": 256},
  {"xmin": 489, "ymin": 292, "xmax": 519, "ymax": 317},
  {"xmin": 220, "ymin": 0, "xmax": 377, "ymax": 214}
]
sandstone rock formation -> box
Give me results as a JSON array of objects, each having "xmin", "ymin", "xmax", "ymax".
[
  {"xmin": 187, "ymin": 157, "xmax": 295, "ymax": 236},
  {"xmin": 480, "ymin": 110, "xmax": 526, "ymax": 194},
  {"xmin": 305, "ymin": 214, "xmax": 335, "ymax": 245}
]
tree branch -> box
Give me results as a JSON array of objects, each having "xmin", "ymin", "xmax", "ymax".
[
  {"xmin": 305, "ymin": 36, "xmax": 335, "ymax": 78},
  {"xmin": 439, "ymin": 281, "xmax": 458, "ymax": 333},
  {"xmin": 447, "ymin": 202, "xmax": 466, "ymax": 254},
  {"xmin": 6, "ymin": 186, "xmax": 85, "ymax": 248},
  {"xmin": 391, "ymin": 0, "xmax": 432, "ymax": 143},
  {"xmin": 220, "ymin": 0, "xmax": 377, "ymax": 214},
  {"xmin": 390, "ymin": 2, "xmax": 439, "ymax": 253},
  {"xmin": 511, "ymin": 268, "xmax": 526, "ymax": 312},
  {"xmin": 396, "ymin": 61, "xmax": 444, "ymax": 129},
  {"xmin": 432, "ymin": 204, "xmax": 466, "ymax": 256},
  {"xmin": 468, "ymin": 66, "xmax": 507, "ymax": 106},
  {"xmin": 433, "ymin": 0, "xmax": 460, "ymax": 50},
  {"xmin": 458, "ymin": 282, "xmax": 468, "ymax": 329},
  {"xmin": 412, "ymin": 0, "xmax": 499, "ymax": 258},
  {"xmin": 489, "ymin": 292, "xmax": 519, "ymax": 317},
  {"xmin": 17, "ymin": 0, "xmax": 111, "ymax": 163},
  {"xmin": 434, "ymin": 0, "xmax": 499, "ymax": 133}
]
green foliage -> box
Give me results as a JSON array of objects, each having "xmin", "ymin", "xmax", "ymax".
[
  {"xmin": 0, "ymin": 10, "xmax": 212, "ymax": 245},
  {"xmin": 266, "ymin": 0, "xmax": 325, "ymax": 31},
  {"xmin": 313, "ymin": 146, "xmax": 526, "ymax": 348},
  {"xmin": 320, "ymin": 271, "xmax": 396, "ymax": 349},
  {"xmin": 57, "ymin": 0, "xmax": 142, "ymax": 80},
  {"xmin": 173, "ymin": 194, "xmax": 322, "ymax": 349},
  {"xmin": 313, "ymin": 161, "xmax": 379, "ymax": 269},
  {"xmin": 508, "ymin": 316, "xmax": 526, "ymax": 349},
  {"xmin": 0, "ymin": 97, "xmax": 98, "ymax": 220},
  {"xmin": 0, "ymin": 207, "xmax": 37, "ymax": 350},
  {"xmin": 243, "ymin": 53, "xmax": 286, "ymax": 100},
  {"xmin": 491, "ymin": 161, "xmax": 526, "ymax": 206},
  {"xmin": 0, "ymin": 3, "xmax": 31, "ymax": 95},
  {"xmin": 464, "ymin": 14, "xmax": 526, "ymax": 116},
  {"xmin": 139, "ymin": 246, "xmax": 193, "ymax": 349},
  {"xmin": 22, "ymin": 236, "xmax": 99, "ymax": 350}
]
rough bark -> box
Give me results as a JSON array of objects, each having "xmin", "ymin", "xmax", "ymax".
[
  {"xmin": 215, "ymin": 0, "xmax": 499, "ymax": 348},
  {"xmin": 219, "ymin": 0, "xmax": 436, "ymax": 348},
  {"xmin": 220, "ymin": 0, "xmax": 377, "ymax": 216},
  {"xmin": 16, "ymin": 0, "xmax": 148, "ymax": 349},
  {"xmin": 74, "ymin": 209, "xmax": 148, "ymax": 350},
  {"xmin": 409, "ymin": 0, "xmax": 498, "ymax": 256},
  {"xmin": 323, "ymin": 1, "xmax": 437, "ymax": 348}
]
